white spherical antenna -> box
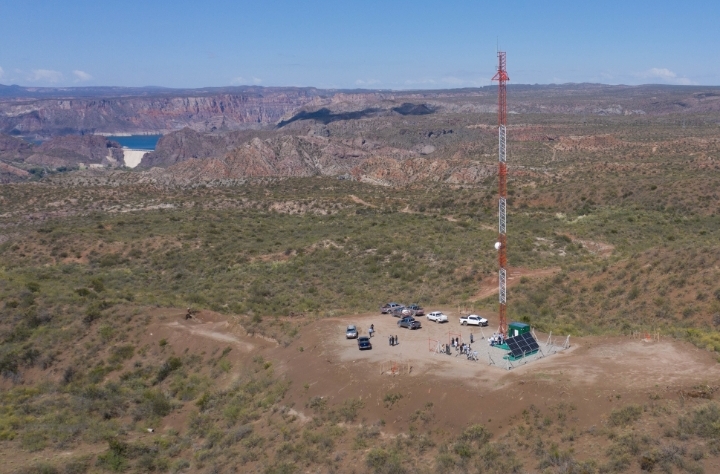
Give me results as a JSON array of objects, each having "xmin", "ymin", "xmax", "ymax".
[{"xmin": 494, "ymin": 242, "xmax": 501, "ymax": 250}]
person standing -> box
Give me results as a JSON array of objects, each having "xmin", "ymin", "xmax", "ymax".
[{"xmin": 470, "ymin": 333, "xmax": 474, "ymax": 344}]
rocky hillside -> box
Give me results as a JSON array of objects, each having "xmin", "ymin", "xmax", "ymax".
[
  {"xmin": 0, "ymin": 88, "xmax": 325, "ymax": 137},
  {"xmin": 0, "ymin": 133, "xmax": 125, "ymax": 182}
]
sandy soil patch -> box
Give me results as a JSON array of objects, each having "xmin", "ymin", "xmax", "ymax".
[
  {"xmin": 276, "ymin": 309, "xmax": 720, "ymax": 435},
  {"xmin": 575, "ymin": 238, "xmax": 615, "ymax": 257},
  {"xmin": 349, "ymin": 194, "xmax": 375, "ymax": 207}
]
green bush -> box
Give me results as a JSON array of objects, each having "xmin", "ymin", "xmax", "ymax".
[
  {"xmin": 678, "ymin": 403, "xmax": 720, "ymax": 439},
  {"xmin": 156, "ymin": 357, "xmax": 182, "ymax": 384},
  {"xmin": 608, "ymin": 404, "xmax": 643, "ymax": 427}
]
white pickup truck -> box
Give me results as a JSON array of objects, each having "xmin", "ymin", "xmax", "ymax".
[{"xmin": 459, "ymin": 314, "xmax": 489, "ymax": 326}]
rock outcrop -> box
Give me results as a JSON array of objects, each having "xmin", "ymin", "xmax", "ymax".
[
  {"xmin": 0, "ymin": 161, "xmax": 31, "ymax": 183},
  {"xmin": 160, "ymin": 134, "xmax": 417, "ymax": 179},
  {"xmin": 0, "ymin": 133, "xmax": 34, "ymax": 162},
  {"xmin": 138, "ymin": 128, "xmax": 234, "ymax": 168},
  {"xmin": 0, "ymin": 133, "xmax": 125, "ymax": 181},
  {"xmin": 0, "ymin": 89, "xmax": 323, "ymax": 137},
  {"xmin": 26, "ymin": 135, "xmax": 124, "ymax": 168}
]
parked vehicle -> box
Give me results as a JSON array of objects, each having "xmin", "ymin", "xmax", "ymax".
[
  {"xmin": 357, "ymin": 336, "xmax": 372, "ymax": 350},
  {"xmin": 398, "ymin": 316, "xmax": 421, "ymax": 329},
  {"xmin": 426, "ymin": 311, "xmax": 448, "ymax": 323},
  {"xmin": 346, "ymin": 325, "xmax": 358, "ymax": 339},
  {"xmin": 406, "ymin": 304, "xmax": 425, "ymax": 316},
  {"xmin": 381, "ymin": 302, "xmax": 403, "ymax": 314},
  {"xmin": 390, "ymin": 306, "xmax": 408, "ymax": 318},
  {"xmin": 459, "ymin": 314, "xmax": 489, "ymax": 326}
]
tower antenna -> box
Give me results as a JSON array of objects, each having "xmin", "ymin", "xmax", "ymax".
[{"xmin": 491, "ymin": 51, "xmax": 509, "ymax": 337}]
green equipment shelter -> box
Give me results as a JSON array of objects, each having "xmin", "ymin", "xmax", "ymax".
[{"xmin": 507, "ymin": 322, "xmax": 530, "ymax": 338}]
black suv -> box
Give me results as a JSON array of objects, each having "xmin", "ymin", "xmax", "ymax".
[{"xmin": 357, "ymin": 336, "xmax": 372, "ymax": 350}]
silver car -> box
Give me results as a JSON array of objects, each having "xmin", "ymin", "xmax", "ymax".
[
  {"xmin": 346, "ymin": 325, "xmax": 358, "ymax": 339},
  {"xmin": 427, "ymin": 311, "xmax": 448, "ymax": 323}
]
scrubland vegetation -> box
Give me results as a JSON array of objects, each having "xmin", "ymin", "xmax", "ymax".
[{"xmin": 1, "ymin": 112, "xmax": 720, "ymax": 472}]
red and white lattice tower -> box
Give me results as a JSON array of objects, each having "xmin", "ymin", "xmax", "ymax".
[{"xmin": 491, "ymin": 51, "xmax": 509, "ymax": 337}]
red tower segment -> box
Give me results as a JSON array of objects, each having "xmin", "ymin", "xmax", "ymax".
[{"xmin": 491, "ymin": 51, "xmax": 509, "ymax": 337}]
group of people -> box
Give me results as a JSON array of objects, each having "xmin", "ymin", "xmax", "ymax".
[
  {"xmin": 488, "ymin": 332, "xmax": 505, "ymax": 346},
  {"xmin": 439, "ymin": 337, "xmax": 474, "ymax": 357},
  {"xmin": 388, "ymin": 334, "xmax": 399, "ymax": 346}
]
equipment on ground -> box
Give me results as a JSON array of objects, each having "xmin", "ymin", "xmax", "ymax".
[
  {"xmin": 504, "ymin": 332, "xmax": 540, "ymax": 360},
  {"xmin": 507, "ymin": 321, "xmax": 530, "ymax": 338}
]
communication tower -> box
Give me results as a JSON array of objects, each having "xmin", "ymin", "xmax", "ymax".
[{"xmin": 491, "ymin": 51, "xmax": 509, "ymax": 336}]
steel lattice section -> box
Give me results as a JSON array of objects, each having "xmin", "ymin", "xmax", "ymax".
[
  {"xmin": 499, "ymin": 198, "xmax": 506, "ymax": 235},
  {"xmin": 499, "ymin": 268, "xmax": 507, "ymax": 304},
  {"xmin": 499, "ymin": 125, "xmax": 506, "ymax": 162}
]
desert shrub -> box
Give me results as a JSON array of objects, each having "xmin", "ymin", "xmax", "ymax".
[
  {"xmin": 608, "ymin": 404, "xmax": 643, "ymax": 427},
  {"xmin": 169, "ymin": 374, "xmax": 209, "ymax": 401},
  {"xmin": 678, "ymin": 403, "xmax": 720, "ymax": 438},
  {"xmin": 95, "ymin": 439, "xmax": 154, "ymax": 472},
  {"xmin": 89, "ymin": 278, "xmax": 105, "ymax": 292},
  {"xmin": 222, "ymin": 424, "xmax": 253, "ymax": 446},
  {"xmin": 14, "ymin": 463, "xmax": 59, "ymax": 474},
  {"xmin": 383, "ymin": 393, "xmax": 403, "ymax": 409},
  {"xmin": 155, "ymin": 357, "xmax": 182, "ymax": 384},
  {"xmin": 366, "ymin": 448, "xmax": 404, "ymax": 474},
  {"xmin": 62, "ymin": 457, "xmax": 91, "ymax": 474},
  {"xmin": 133, "ymin": 389, "xmax": 173, "ymax": 420},
  {"xmin": 20, "ymin": 430, "xmax": 47, "ymax": 452},
  {"xmin": 307, "ymin": 396, "xmax": 327, "ymax": 413},
  {"xmin": 477, "ymin": 442, "xmax": 523, "ymax": 473},
  {"xmin": 108, "ymin": 345, "xmax": 134, "ymax": 364},
  {"xmin": 460, "ymin": 424, "xmax": 491, "ymax": 444},
  {"xmin": 453, "ymin": 441, "xmax": 474, "ymax": 459},
  {"xmin": 337, "ymin": 398, "xmax": 364, "ymax": 422},
  {"xmin": 264, "ymin": 462, "xmax": 297, "ymax": 474},
  {"xmin": 170, "ymin": 459, "xmax": 190, "ymax": 473}
]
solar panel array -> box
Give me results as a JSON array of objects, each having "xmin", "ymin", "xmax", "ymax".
[{"xmin": 505, "ymin": 332, "xmax": 539, "ymax": 358}]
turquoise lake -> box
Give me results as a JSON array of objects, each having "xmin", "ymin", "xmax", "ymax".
[{"xmin": 107, "ymin": 135, "xmax": 161, "ymax": 150}]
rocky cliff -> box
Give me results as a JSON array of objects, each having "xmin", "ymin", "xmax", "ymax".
[
  {"xmin": 27, "ymin": 135, "xmax": 125, "ymax": 168},
  {"xmin": 0, "ymin": 133, "xmax": 125, "ymax": 181},
  {"xmin": 3, "ymin": 84, "xmax": 720, "ymax": 139},
  {"xmin": 0, "ymin": 89, "xmax": 324, "ymax": 137},
  {"xmin": 0, "ymin": 133, "xmax": 34, "ymax": 162}
]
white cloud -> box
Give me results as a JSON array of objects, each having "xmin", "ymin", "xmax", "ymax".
[
  {"xmin": 73, "ymin": 70, "xmax": 93, "ymax": 82},
  {"xmin": 230, "ymin": 76, "xmax": 262, "ymax": 85},
  {"xmin": 356, "ymin": 79, "xmax": 380, "ymax": 86},
  {"xmin": 440, "ymin": 76, "xmax": 487, "ymax": 87},
  {"xmin": 400, "ymin": 76, "xmax": 489, "ymax": 89},
  {"xmin": 641, "ymin": 68, "xmax": 695, "ymax": 85},
  {"xmin": 0, "ymin": 66, "xmax": 4, "ymax": 79},
  {"xmin": 28, "ymin": 69, "xmax": 64, "ymax": 83},
  {"xmin": 404, "ymin": 78, "xmax": 437, "ymax": 86}
]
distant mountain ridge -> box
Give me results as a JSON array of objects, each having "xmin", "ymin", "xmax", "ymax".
[{"xmin": 1, "ymin": 83, "xmax": 719, "ymax": 140}]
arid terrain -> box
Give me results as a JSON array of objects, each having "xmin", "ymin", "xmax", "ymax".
[{"xmin": 1, "ymin": 84, "xmax": 719, "ymax": 473}]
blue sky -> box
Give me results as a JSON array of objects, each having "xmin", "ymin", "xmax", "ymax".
[{"xmin": 0, "ymin": 0, "xmax": 718, "ymax": 89}]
